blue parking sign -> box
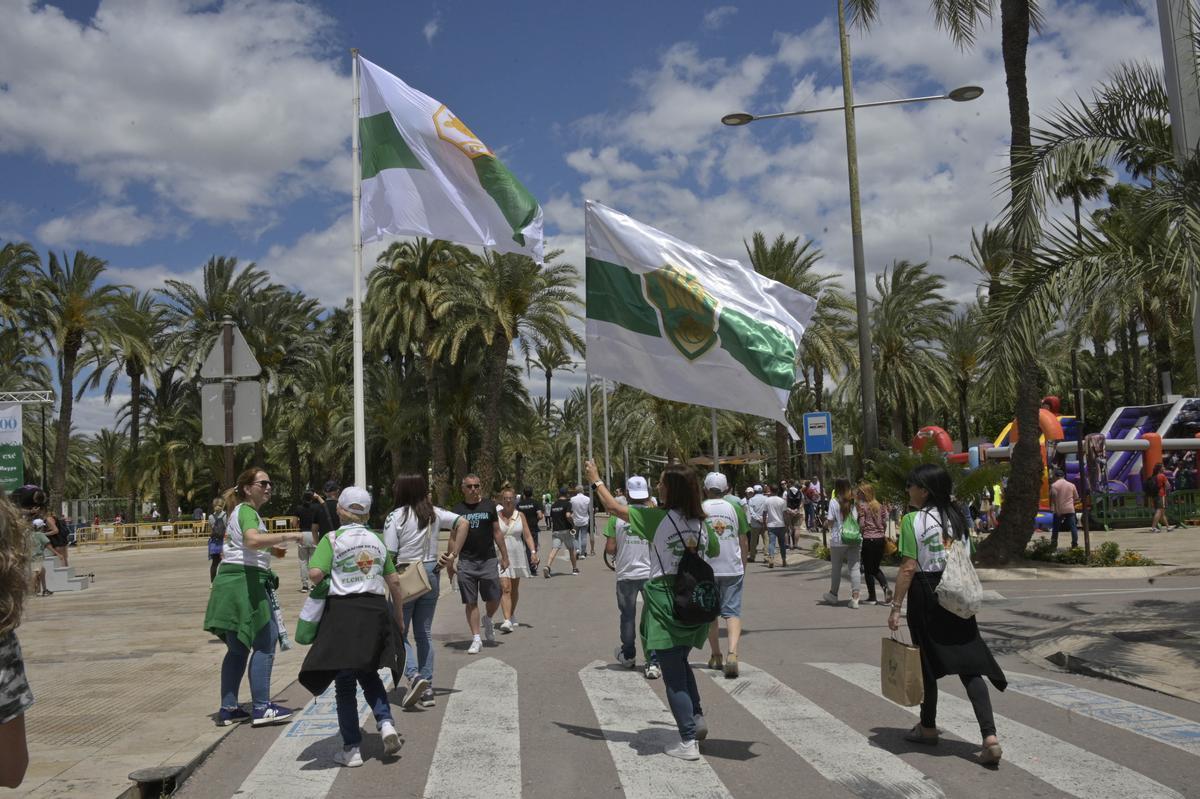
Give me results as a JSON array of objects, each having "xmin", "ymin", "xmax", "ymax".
[{"xmin": 802, "ymin": 412, "xmax": 833, "ymax": 455}]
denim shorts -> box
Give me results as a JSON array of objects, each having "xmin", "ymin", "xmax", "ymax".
[{"xmin": 715, "ymin": 574, "xmax": 744, "ymax": 618}]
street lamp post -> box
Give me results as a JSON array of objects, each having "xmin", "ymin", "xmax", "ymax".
[{"xmin": 722, "ymin": 1, "xmax": 982, "ymax": 458}]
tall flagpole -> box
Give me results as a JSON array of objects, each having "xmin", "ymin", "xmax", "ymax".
[
  {"xmin": 586, "ymin": 371, "xmax": 594, "ymax": 462},
  {"xmin": 711, "ymin": 408, "xmax": 719, "ymax": 474},
  {"xmin": 350, "ymin": 49, "xmax": 367, "ymax": 488},
  {"xmin": 601, "ymin": 377, "xmax": 611, "ymax": 484}
]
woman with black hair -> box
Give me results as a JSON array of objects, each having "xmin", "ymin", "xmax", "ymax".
[
  {"xmin": 888, "ymin": 463, "xmax": 1006, "ymax": 766},
  {"xmin": 586, "ymin": 459, "xmax": 719, "ymax": 763}
]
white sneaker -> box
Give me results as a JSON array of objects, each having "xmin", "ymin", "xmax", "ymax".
[
  {"xmin": 614, "ymin": 646, "xmax": 636, "ymax": 668},
  {"xmin": 482, "ymin": 616, "xmax": 495, "ymax": 643},
  {"xmin": 822, "ymin": 592, "xmax": 838, "ymax": 605},
  {"xmin": 499, "ymin": 619, "xmax": 514, "ymax": 633},
  {"xmin": 664, "ymin": 738, "xmax": 700, "ymax": 761},
  {"xmin": 379, "ymin": 720, "xmax": 402, "ymax": 755},
  {"xmin": 849, "ymin": 597, "xmax": 860, "ymax": 609},
  {"xmin": 334, "ymin": 745, "xmax": 363, "ymax": 767},
  {"xmin": 467, "ymin": 636, "xmax": 482, "ymax": 654},
  {"xmin": 645, "ymin": 663, "xmax": 662, "ymax": 680}
]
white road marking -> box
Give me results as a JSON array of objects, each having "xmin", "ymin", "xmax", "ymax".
[
  {"xmin": 1008, "ymin": 671, "xmax": 1200, "ymax": 757},
  {"xmin": 423, "ymin": 657, "xmax": 521, "ymax": 798},
  {"xmin": 1006, "ymin": 587, "xmax": 1200, "ymax": 600},
  {"xmin": 700, "ymin": 662, "xmax": 944, "ymax": 798},
  {"xmin": 578, "ymin": 659, "xmax": 732, "ymax": 799},
  {"xmin": 235, "ymin": 668, "xmax": 395, "ymax": 797},
  {"xmin": 810, "ymin": 662, "xmax": 1184, "ymax": 799}
]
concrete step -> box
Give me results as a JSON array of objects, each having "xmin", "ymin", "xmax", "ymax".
[{"xmin": 43, "ymin": 556, "xmax": 90, "ymax": 591}]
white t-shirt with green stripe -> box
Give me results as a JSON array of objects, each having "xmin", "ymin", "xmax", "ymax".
[
  {"xmin": 625, "ymin": 506, "xmax": 719, "ymax": 580},
  {"xmin": 221, "ymin": 503, "xmax": 271, "ymax": 570}
]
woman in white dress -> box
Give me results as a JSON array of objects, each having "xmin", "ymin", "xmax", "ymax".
[{"xmin": 497, "ymin": 486, "xmax": 538, "ymax": 632}]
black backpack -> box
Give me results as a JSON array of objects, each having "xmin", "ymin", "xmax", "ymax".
[{"xmin": 654, "ymin": 515, "xmax": 720, "ymax": 625}]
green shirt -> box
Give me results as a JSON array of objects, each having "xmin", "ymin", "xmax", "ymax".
[
  {"xmin": 310, "ymin": 523, "xmax": 396, "ymax": 595},
  {"xmin": 899, "ymin": 509, "xmax": 964, "ymax": 573},
  {"xmin": 29, "ymin": 531, "xmax": 51, "ymax": 563}
]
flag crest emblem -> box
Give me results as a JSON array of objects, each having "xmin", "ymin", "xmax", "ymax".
[
  {"xmin": 644, "ymin": 264, "xmax": 718, "ymax": 361},
  {"xmin": 433, "ymin": 104, "xmax": 492, "ymax": 159}
]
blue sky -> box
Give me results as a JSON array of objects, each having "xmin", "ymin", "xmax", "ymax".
[{"xmin": 0, "ymin": 0, "xmax": 1166, "ymax": 433}]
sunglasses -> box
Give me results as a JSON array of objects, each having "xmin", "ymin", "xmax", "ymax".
[
  {"xmin": 464, "ymin": 483, "xmax": 482, "ymax": 489},
  {"xmin": 253, "ymin": 480, "xmax": 273, "ymax": 489}
]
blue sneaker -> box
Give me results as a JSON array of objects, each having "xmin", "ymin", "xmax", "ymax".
[
  {"xmin": 251, "ymin": 703, "xmax": 294, "ymax": 726},
  {"xmin": 218, "ymin": 706, "xmax": 251, "ymax": 726}
]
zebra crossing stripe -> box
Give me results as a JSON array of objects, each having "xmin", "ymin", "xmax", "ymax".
[
  {"xmin": 422, "ymin": 657, "xmax": 521, "ymax": 798},
  {"xmin": 1007, "ymin": 671, "xmax": 1200, "ymax": 757},
  {"xmin": 234, "ymin": 668, "xmax": 395, "ymax": 797},
  {"xmin": 810, "ymin": 662, "xmax": 1184, "ymax": 799},
  {"xmin": 700, "ymin": 662, "xmax": 945, "ymax": 798},
  {"xmin": 578, "ymin": 660, "xmax": 732, "ymax": 799}
]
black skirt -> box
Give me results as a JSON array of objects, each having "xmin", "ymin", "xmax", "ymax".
[
  {"xmin": 907, "ymin": 571, "xmax": 1006, "ymax": 691},
  {"xmin": 299, "ymin": 593, "xmax": 404, "ymax": 695}
]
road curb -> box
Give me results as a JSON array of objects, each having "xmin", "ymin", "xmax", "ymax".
[
  {"xmin": 786, "ymin": 553, "xmax": 1178, "ymax": 581},
  {"xmin": 116, "ymin": 730, "xmax": 232, "ymax": 799}
]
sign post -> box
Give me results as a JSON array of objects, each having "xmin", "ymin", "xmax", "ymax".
[{"xmin": 200, "ymin": 316, "xmax": 262, "ymax": 488}]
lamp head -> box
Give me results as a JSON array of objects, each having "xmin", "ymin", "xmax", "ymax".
[
  {"xmin": 947, "ymin": 85, "xmax": 984, "ymax": 102},
  {"xmin": 721, "ymin": 112, "xmax": 755, "ymax": 126}
]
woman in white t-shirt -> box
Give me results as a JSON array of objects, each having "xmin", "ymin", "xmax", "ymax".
[
  {"xmin": 496, "ymin": 486, "xmax": 538, "ymax": 632},
  {"xmin": 383, "ymin": 474, "xmax": 459, "ymax": 712},
  {"xmin": 822, "ymin": 478, "xmax": 863, "ymax": 609},
  {"xmin": 887, "ymin": 464, "xmax": 1006, "ymax": 766}
]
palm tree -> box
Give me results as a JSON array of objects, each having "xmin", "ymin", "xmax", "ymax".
[
  {"xmin": 90, "ymin": 428, "xmax": 127, "ymax": 496},
  {"xmin": 0, "ymin": 242, "xmax": 39, "ymax": 332},
  {"xmin": 1051, "ymin": 162, "xmax": 1112, "ymax": 243},
  {"xmin": 849, "ymin": 0, "xmax": 1046, "ymax": 565},
  {"xmin": 432, "ymin": 249, "xmax": 582, "ymax": 491},
  {"xmin": 33, "ymin": 251, "xmax": 125, "ymax": 509},
  {"xmin": 950, "ymin": 225, "xmax": 1013, "ymax": 301},
  {"xmin": 744, "ymin": 232, "xmax": 853, "ymax": 479},
  {"xmin": 528, "ymin": 343, "xmax": 575, "ymax": 425},
  {"xmin": 941, "ymin": 307, "xmax": 982, "ymax": 452}
]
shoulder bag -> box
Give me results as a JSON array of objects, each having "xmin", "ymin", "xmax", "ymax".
[{"xmin": 934, "ymin": 537, "xmax": 983, "ymax": 618}]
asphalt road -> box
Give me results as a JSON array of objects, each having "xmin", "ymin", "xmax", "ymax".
[{"xmin": 176, "ymin": 553, "xmax": 1200, "ymax": 799}]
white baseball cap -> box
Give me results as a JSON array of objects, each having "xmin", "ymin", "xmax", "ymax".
[
  {"xmin": 338, "ymin": 486, "xmax": 372, "ymax": 514},
  {"xmin": 703, "ymin": 472, "xmax": 728, "ymax": 492},
  {"xmin": 32, "ymin": 518, "xmax": 45, "ymax": 528},
  {"xmin": 744, "ymin": 486, "xmax": 754, "ymax": 495},
  {"xmin": 626, "ymin": 475, "xmax": 650, "ymax": 500},
  {"xmin": 754, "ymin": 484, "xmax": 763, "ymax": 493}
]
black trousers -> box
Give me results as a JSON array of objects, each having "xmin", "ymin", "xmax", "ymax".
[
  {"xmin": 920, "ymin": 671, "xmax": 997, "ymax": 739},
  {"xmin": 860, "ymin": 538, "xmax": 889, "ymax": 600}
]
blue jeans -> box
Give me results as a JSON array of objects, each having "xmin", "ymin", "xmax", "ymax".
[
  {"xmin": 401, "ymin": 563, "xmax": 440, "ymax": 682},
  {"xmin": 652, "ymin": 645, "xmax": 703, "ymax": 741},
  {"xmin": 334, "ymin": 669, "xmax": 393, "ymax": 747},
  {"xmin": 1051, "ymin": 513, "xmax": 1078, "ymax": 548},
  {"xmin": 767, "ymin": 526, "xmax": 788, "ymax": 560},
  {"xmin": 615, "ymin": 579, "xmax": 658, "ymax": 664},
  {"xmin": 576, "ymin": 526, "xmax": 589, "ymax": 556},
  {"xmin": 221, "ymin": 616, "xmax": 278, "ymax": 711}
]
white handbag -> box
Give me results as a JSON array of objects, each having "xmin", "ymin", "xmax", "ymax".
[{"xmin": 935, "ymin": 538, "xmax": 983, "ymax": 619}]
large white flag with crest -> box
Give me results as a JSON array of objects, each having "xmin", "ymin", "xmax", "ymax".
[
  {"xmin": 356, "ymin": 54, "xmax": 543, "ymax": 261},
  {"xmin": 585, "ymin": 201, "xmax": 816, "ymax": 435}
]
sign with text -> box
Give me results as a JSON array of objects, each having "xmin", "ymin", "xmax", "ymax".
[
  {"xmin": 802, "ymin": 411, "xmax": 833, "ymax": 456},
  {"xmin": 0, "ymin": 403, "xmax": 22, "ymax": 491}
]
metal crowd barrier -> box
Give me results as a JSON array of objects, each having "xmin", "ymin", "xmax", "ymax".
[
  {"xmin": 73, "ymin": 516, "xmax": 300, "ymax": 549},
  {"xmin": 1092, "ymin": 489, "xmax": 1200, "ymax": 528}
]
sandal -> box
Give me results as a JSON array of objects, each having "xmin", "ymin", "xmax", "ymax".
[
  {"xmin": 979, "ymin": 743, "xmax": 1003, "ymax": 765},
  {"xmin": 904, "ymin": 724, "xmax": 939, "ymax": 745}
]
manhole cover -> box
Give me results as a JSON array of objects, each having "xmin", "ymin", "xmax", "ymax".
[{"xmin": 1113, "ymin": 629, "xmax": 1189, "ymax": 643}]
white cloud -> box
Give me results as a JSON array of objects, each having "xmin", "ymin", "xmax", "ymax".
[
  {"xmin": 36, "ymin": 204, "xmax": 159, "ymax": 247},
  {"xmin": 0, "ymin": 1, "xmax": 347, "ymax": 224},
  {"xmin": 562, "ymin": 0, "xmax": 1164, "ymax": 304},
  {"xmin": 703, "ymin": 6, "xmax": 738, "ymax": 31},
  {"xmin": 423, "ymin": 15, "xmax": 442, "ymax": 45},
  {"xmin": 70, "ymin": 391, "xmax": 130, "ymax": 437},
  {"xmin": 256, "ymin": 214, "xmax": 388, "ymax": 309}
]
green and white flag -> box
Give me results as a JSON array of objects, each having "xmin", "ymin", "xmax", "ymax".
[
  {"xmin": 0, "ymin": 403, "xmax": 22, "ymax": 492},
  {"xmin": 356, "ymin": 54, "xmax": 543, "ymax": 261},
  {"xmin": 585, "ymin": 201, "xmax": 816, "ymax": 435}
]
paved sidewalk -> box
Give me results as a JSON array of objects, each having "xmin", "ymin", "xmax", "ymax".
[{"xmin": 3, "ymin": 546, "xmax": 317, "ymax": 799}]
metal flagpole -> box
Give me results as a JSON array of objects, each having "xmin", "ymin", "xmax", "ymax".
[
  {"xmin": 711, "ymin": 408, "xmax": 719, "ymax": 474},
  {"xmin": 350, "ymin": 49, "xmax": 367, "ymax": 488},
  {"xmin": 575, "ymin": 432, "xmax": 582, "ymax": 487},
  {"xmin": 602, "ymin": 377, "xmax": 611, "ymax": 484},
  {"xmin": 586, "ymin": 370, "xmax": 594, "ymax": 460}
]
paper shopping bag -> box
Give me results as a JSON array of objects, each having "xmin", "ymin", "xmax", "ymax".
[{"xmin": 881, "ymin": 635, "xmax": 924, "ymax": 706}]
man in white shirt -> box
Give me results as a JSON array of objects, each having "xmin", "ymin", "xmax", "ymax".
[
  {"xmin": 603, "ymin": 476, "xmax": 660, "ymax": 680},
  {"xmin": 570, "ymin": 485, "xmax": 592, "ymax": 558},
  {"xmin": 745, "ymin": 485, "xmax": 768, "ymax": 563},
  {"xmin": 763, "ymin": 483, "xmax": 789, "ymax": 568},
  {"xmin": 702, "ymin": 473, "xmax": 748, "ymax": 678}
]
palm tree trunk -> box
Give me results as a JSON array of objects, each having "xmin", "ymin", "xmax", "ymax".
[
  {"xmin": 545, "ymin": 368, "xmax": 552, "ymax": 425},
  {"xmin": 474, "ymin": 334, "xmax": 510, "ymax": 492},
  {"xmin": 1092, "ymin": 331, "xmax": 1113, "ymax": 420},
  {"xmin": 1116, "ymin": 318, "xmax": 1133, "ymax": 405},
  {"xmin": 890, "ymin": 404, "xmax": 904, "ymax": 442},
  {"xmin": 1072, "ymin": 194, "xmax": 1083, "ymax": 244},
  {"xmin": 1129, "ymin": 315, "xmax": 1143, "ymax": 405},
  {"xmin": 128, "ymin": 368, "xmax": 142, "ymax": 523},
  {"xmin": 50, "ymin": 341, "xmax": 79, "ymax": 510},
  {"xmin": 957, "ymin": 381, "xmax": 970, "ymax": 453},
  {"xmin": 425, "ymin": 361, "xmax": 450, "ymax": 505},
  {"xmin": 515, "ymin": 451, "xmax": 525, "ymax": 494},
  {"xmin": 774, "ymin": 422, "xmax": 788, "ymax": 480},
  {"xmin": 978, "ymin": 0, "xmax": 1039, "ymax": 566}
]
